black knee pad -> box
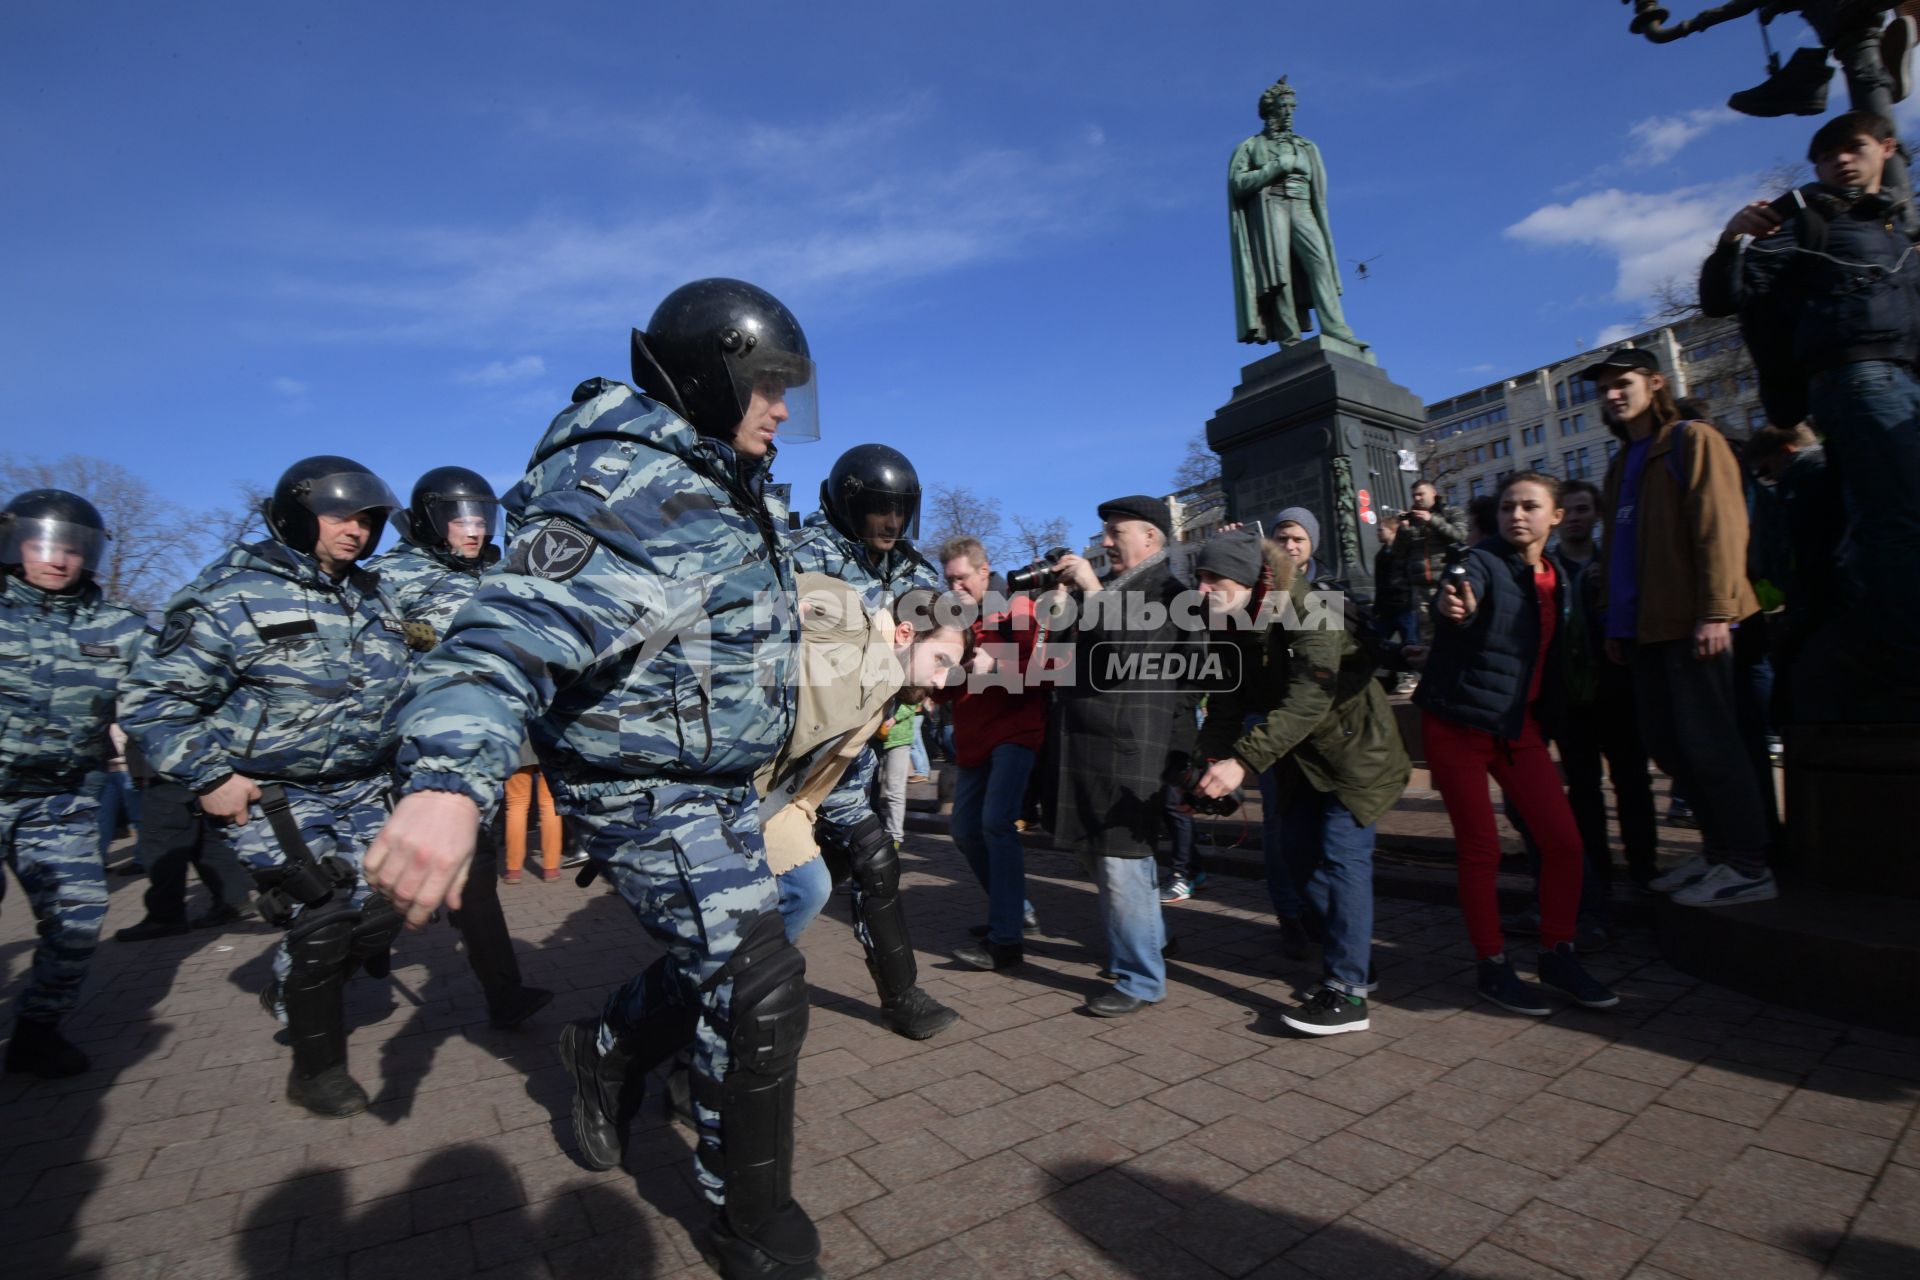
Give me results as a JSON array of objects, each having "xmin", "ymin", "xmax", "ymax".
[
  {"xmin": 284, "ymin": 904, "xmax": 357, "ymax": 976},
  {"xmin": 818, "ymin": 814, "xmax": 895, "ymax": 898},
  {"xmin": 348, "ymin": 893, "xmax": 404, "ymax": 961}
]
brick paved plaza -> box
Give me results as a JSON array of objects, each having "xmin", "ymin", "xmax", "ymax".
[{"xmin": 3, "ymin": 831, "xmax": 1916, "ymax": 1280}]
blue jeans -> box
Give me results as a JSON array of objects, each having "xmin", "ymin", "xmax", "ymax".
[
  {"xmin": 776, "ymin": 856, "xmax": 834, "ymax": 943},
  {"xmin": 1163, "ymin": 783, "xmax": 1200, "ymax": 880},
  {"xmin": 1808, "ymin": 359, "xmax": 1920, "ymax": 664},
  {"xmin": 1256, "ymin": 763, "xmax": 1308, "ymax": 920},
  {"xmin": 1275, "ymin": 789, "xmax": 1375, "ymax": 995},
  {"xmin": 949, "ymin": 743, "xmax": 1036, "ymax": 945},
  {"xmin": 96, "ymin": 771, "xmax": 141, "ymax": 863},
  {"xmin": 1081, "ymin": 853, "xmax": 1165, "ymax": 1002},
  {"xmin": 908, "ymin": 719, "xmax": 930, "ymax": 776}
]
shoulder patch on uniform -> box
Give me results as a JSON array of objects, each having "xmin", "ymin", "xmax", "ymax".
[
  {"xmin": 154, "ymin": 610, "xmax": 194, "ymax": 657},
  {"xmin": 79, "ymin": 641, "xmax": 120, "ymax": 659},
  {"xmin": 522, "ymin": 522, "xmax": 595, "ymax": 582}
]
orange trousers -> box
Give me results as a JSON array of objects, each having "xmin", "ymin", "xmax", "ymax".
[{"xmin": 503, "ymin": 766, "xmax": 563, "ymax": 874}]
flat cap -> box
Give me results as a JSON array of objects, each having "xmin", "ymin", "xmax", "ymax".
[{"xmin": 1097, "ymin": 494, "xmax": 1172, "ymax": 540}]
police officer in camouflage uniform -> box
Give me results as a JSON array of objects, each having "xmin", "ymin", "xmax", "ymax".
[
  {"xmin": 1, "ymin": 491, "xmax": 146, "ymax": 1077},
  {"xmin": 119, "ymin": 456, "xmax": 413, "ymax": 1118},
  {"xmin": 366, "ymin": 279, "xmax": 824, "ymax": 1280},
  {"xmin": 367, "ymin": 467, "xmax": 552, "ymax": 1031},
  {"xmin": 783, "ymin": 445, "xmax": 955, "ymax": 1041}
]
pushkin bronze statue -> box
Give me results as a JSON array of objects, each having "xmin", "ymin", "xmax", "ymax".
[{"xmin": 1227, "ymin": 77, "xmax": 1366, "ymax": 351}]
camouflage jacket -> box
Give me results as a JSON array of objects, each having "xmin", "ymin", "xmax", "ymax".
[
  {"xmin": 0, "ymin": 574, "xmax": 146, "ymax": 797},
  {"xmin": 392, "ymin": 379, "xmax": 798, "ymax": 810},
  {"xmin": 366, "ymin": 540, "xmax": 495, "ymax": 643},
  {"xmin": 787, "ymin": 515, "xmax": 939, "ymax": 612},
  {"xmin": 118, "ymin": 541, "xmax": 414, "ymax": 792}
]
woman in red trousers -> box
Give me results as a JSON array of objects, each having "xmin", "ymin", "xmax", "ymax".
[{"xmin": 1412, "ymin": 472, "xmax": 1618, "ymax": 1015}]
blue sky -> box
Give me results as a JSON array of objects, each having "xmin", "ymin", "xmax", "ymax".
[{"xmin": 0, "ymin": 2, "xmax": 1883, "ymax": 551}]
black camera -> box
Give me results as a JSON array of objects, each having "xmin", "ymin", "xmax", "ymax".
[
  {"xmin": 1442, "ymin": 541, "xmax": 1470, "ymax": 590},
  {"xmin": 1008, "ymin": 546, "xmax": 1113, "ymax": 594},
  {"xmin": 1165, "ymin": 763, "xmax": 1240, "ymax": 818},
  {"xmin": 1005, "ymin": 546, "xmax": 1073, "ymax": 594}
]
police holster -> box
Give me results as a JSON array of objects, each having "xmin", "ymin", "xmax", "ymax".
[
  {"xmin": 251, "ymin": 784, "xmax": 356, "ymax": 927},
  {"xmin": 251, "ymin": 784, "xmax": 405, "ymax": 979}
]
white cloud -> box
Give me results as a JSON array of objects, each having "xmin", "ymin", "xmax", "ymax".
[
  {"xmin": 1592, "ymin": 322, "xmax": 1640, "ymax": 347},
  {"xmin": 458, "ymin": 355, "xmax": 545, "ymax": 385},
  {"xmin": 1504, "ymin": 180, "xmax": 1751, "ymax": 303},
  {"xmin": 1626, "ymin": 107, "xmax": 1739, "ymax": 166},
  {"xmin": 271, "ymin": 376, "xmax": 309, "ymax": 397},
  {"xmin": 1458, "ymin": 362, "xmax": 1495, "ymax": 375},
  {"xmin": 255, "ymin": 100, "xmax": 1119, "ymax": 346}
]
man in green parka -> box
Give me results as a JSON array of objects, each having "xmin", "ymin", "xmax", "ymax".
[{"xmin": 1189, "ymin": 530, "xmax": 1409, "ymax": 1036}]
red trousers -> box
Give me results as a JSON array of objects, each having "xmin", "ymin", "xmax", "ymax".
[{"xmin": 1423, "ymin": 711, "xmax": 1582, "ymax": 958}]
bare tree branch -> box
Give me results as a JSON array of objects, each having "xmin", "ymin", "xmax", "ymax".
[
  {"xmin": 1172, "ymin": 430, "xmax": 1220, "ymax": 492},
  {"xmin": 920, "ymin": 484, "xmax": 1007, "ymax": 563},
  {"xmin": 1008, "ymin": 513, "xmax": 1072, "ymax": 565}
]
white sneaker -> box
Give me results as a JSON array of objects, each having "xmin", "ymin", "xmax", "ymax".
[
  {"xmin": 1648, "ymin": 852, "xmax": 1712, "ymax": 893},
  {"xmin": 1671, "ymin": 864, "xmax": 1779, "ymax": 907}
]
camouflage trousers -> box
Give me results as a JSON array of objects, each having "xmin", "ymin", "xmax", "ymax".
[
  {"xmin": 218, "ymin": 774, "xmax": 392, "ymax": 1010},
  {"xmin": 583, "ymin": 781, "xmax": 784, "ymax": 1211},
  {"xmin": 0, "ymin": 791, "xmax": 109, "ymax": 1021}
]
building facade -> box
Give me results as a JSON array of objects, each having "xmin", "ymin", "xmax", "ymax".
[{"xmin": 1419, "ymin": 316, "xmax": 1765, "ymax": 509}]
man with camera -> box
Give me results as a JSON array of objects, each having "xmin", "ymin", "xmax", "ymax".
[
  {"xmin": 1191, "ymin": 530, "xmax": 1409, "ymax": 1034},
  {"xmin": 1041, "ymin": 495, "xmax": 1200, "ymax": 1018},
  {"xmin": 939, "ymin": 536, "xmax": 1046, "ymax": 971},
  {"xmin": 1700, "ymin": 108, "xmax": 1920, "ymax": 692},
  {"xmin": 1387, "ymin": 482, "xmax": 1466, "ymax": 629}
]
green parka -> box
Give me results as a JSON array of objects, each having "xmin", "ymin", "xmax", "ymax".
[{"xmin": 1194, "ymin": 562, "xmax": 1409, "ymax": 827}]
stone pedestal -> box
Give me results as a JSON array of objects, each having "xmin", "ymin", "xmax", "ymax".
[{"xmin": 1205, "ymin": 336, "xmax": 1426, "ymax": 593}]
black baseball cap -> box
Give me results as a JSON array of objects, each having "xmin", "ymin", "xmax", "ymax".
[{"xmin": 1578, "ymin": 347, "xmax": 1662, "ymax": 380}]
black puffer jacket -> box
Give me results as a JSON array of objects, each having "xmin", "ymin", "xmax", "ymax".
[{"xmin": 1412, "ymin": 539, "xmax": 1570, "ymax": 741}]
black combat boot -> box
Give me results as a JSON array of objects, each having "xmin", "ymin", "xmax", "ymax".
[
  {"xmin": 1728, "ymin": 48, "xmax": 1833, "ymax": 117},
  {"xmin": 880, "ymin": 985, "xmax": 959, "ymax": 1041},
  {"xmin": 700, "ymin": 1203, "xmax": 825, "ymax": 1280},
  {"xmin": 560, "ymin": 1019, "xmax": 643, "ymax": 1170},
  {"xmin": 5, "ymin": 1016, "xmax": 89, "ymax": 1078}
]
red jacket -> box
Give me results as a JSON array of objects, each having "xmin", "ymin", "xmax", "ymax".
[{"xmin": 941, "ymin": 593, "xmax": 1048, "ymax": 767}]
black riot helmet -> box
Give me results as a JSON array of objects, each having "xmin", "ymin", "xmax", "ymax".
[
  {"xmin": 820, "ymin": 444, "xmax": 921, "ymax": 545},
  {"xmin": 403, "ymin": 466, "xmax": 500, "ymax": 558},
  {"xmin": 1, "ymin": 489, "xmax": 110, "ymax": 582},
  {"xmin": 264, "ymin": 455, "xmax": 400, "ymax": 560},
  {"xmin": 630, "ymin": 278, "xmax": 819, "ymax": 444}
]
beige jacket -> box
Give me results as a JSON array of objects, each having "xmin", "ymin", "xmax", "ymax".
[{"xmin": 757, "ymin": 574, "xmax": 903, "ymax": 875}]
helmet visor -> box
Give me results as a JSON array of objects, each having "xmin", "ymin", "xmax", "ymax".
[
  {"xmin": 725, "ymin": 347, "xmax": 819, "ymax": 443},
  {"xmin": 297, "ymin": 471, "xmax": 400, "ymax": 520},
  {"xmin": 426, "ymin": 497, "xmax": 500, "ymax": 549},
  {"xmin": 1, "ymin": 516, "xmax": 107, "ymax": 575},
  {"xmin": 842, "ymin": 487, "xmax": 921, "ymax": 542}
]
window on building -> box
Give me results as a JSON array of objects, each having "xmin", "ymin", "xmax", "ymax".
[
  {"xmin": 1491, "ymin": 438, "xmax": 1512, "ymax": 459},
  {"xmin": 1559, "ymin": 413, "xmax": 1585, "ymax": 437},
  {"xmin": 1684, "ymin": 334, "xmax": 1742, "ymax": 363},
  {"xmin": 1605, "ymin": 439, "xmax": 1619, "ymax": 462},
  {"xmin": 1469, "ymin": 445, "xmax": 1486, "ymax": 464},
  {"xmin": 1556, "ymin": 382, "xmax": 1569, "ymax": 410},
  {"xmin": 1520, "ymin": 423, "xmax": 1544, "ymax": 446},
  {"xmin": 1528, "ymin": 457, "xmax": 1547, "ymax": 473},
  {"xmin": 1748, "ymin": 405, "xmax": 1769, "ymax": 430},
  {"xmin": 1564, "ymin": 446, "xmax": 1591, "ymax": 480},
  {"xmin": 1469, "ymin": 476, "xmax": 1486, "ymax": 499},
  {"xmin": 1446, "ymin": 486, "xmax": 1462, "ymax": 508}
]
